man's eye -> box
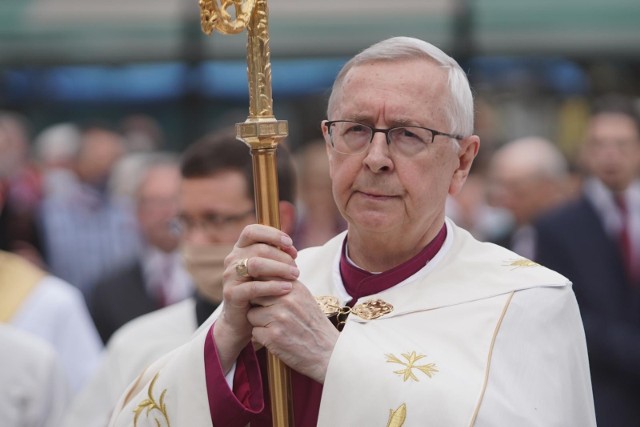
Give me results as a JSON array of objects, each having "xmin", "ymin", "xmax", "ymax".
[
  {"xmin": 203, "ymin": 214, "xmax": 221, "ymax": 225},
  {"xmin": 397, "ymin": 127, "xmax": 428, "ymax": 144},
  {"xmin": 401, "ymin": 128, "xmax": 418, "ymax": 138},
  {"xmin": 345, "ymin": 124, "xmax": 368, "ymax": 134}
]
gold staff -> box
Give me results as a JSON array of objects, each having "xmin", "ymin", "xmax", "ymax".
[{"xmin": 198, "ymin": 0, "xmax": 292, "ymax": 425}]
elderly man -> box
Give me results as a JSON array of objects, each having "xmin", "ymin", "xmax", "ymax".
[
  {"xmin": 89, "ymin": 153, "xmax": 192, "ymax": 344},
  {"xmin": 487, "ymin": 136, "xmax": 570, "ymax": 259},
  {"xmin": 110, "ymin": 37, "xmax": 595, "ymax": 426}
]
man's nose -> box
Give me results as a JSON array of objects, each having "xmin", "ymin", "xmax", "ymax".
[
  {"xmin": 183, "ymin": 226, "xmax": 216, "ymax": 246},
  {"xmin": 363, "ymin": 132, "xmax": 393, "ymax": 172}
]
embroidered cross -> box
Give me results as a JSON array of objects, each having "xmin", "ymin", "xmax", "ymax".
[{"xmin": 385, "ymin": 351, "xmax": 438, "ymax": 382}]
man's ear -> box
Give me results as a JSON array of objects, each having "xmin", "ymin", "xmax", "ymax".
[
  {"xmin": 321, "ymin": 120, "xmax": 335, "ymax": 178},
  {"xmin": 449, "ymin": 135, "xmax": 480, "ymax": 196},
  {"xmin": 278, "ymin": 200, "xmax": 297, "ymax": 237}
]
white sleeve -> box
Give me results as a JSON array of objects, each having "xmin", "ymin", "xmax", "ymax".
[
  {"xmin": 11, "ymin": 276, "xmax": 104, "ymax": 393},
  {"xmin": 474, "ymin": 286, "xmax": 596, "ymax": 427},
  {"xmin": 225, "ymin": 363, "xmax": 237, "ymax": 388},
  {"xmin": 0, "ymin": 325, "xmax": 70, "ymax": 427}
]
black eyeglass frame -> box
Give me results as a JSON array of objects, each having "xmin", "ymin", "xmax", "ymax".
[{"xmin": 325, "ymin": 120, "xmax": 465, "ymax": 154}]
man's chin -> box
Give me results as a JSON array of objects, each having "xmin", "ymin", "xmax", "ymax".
[{"xmin": 347, "ymin": 212, "xmax": 397, "ymax": 234}]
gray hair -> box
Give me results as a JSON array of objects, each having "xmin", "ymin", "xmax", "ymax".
[
  {"xmin": 33, "ymin": 123, "xmax": 81, "ymax": 164},
  {"xmin": 109, "ymin": 151, "xmax": 179, "ymax": 201},
  {"xmin": 327, "ymin": 36, "xmax": 475, "ymax": 138},
  {"xmin": 495, "ymin": 136, "xmax": 568, "ymax": 180}
]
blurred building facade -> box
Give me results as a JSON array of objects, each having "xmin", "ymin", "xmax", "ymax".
[{"xmin": 0, "ymin": 0, "xmax": 639, "ymax": 153}]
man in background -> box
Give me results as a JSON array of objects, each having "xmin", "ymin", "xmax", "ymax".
[
  {"xmin": 1, "ymin": 121, "xmax": 103, "ymax": 396},
  {"xmin": 63, "ymin": 132, "xmax": 297, "ymax": 427},
  {"xmin": 535, "ymin": 95, "xmax": 640, "ymax": 426},
  {"xmin": 89, "ymin": 153, "xmax": 192, "ymax": 343},
  {"xmin": 487, "ymin": 136, "xmax": 570, "ymax": 259},
  {"xmin": 39, "ymin": 123, "xmax": 140, "ymax": 298}
]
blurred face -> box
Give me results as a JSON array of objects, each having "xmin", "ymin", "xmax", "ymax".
[
  {"xmin": 581, "ymin": 113, "xmax": 640, "ymax": 192},
  {"xmin": 76, "ymin": 128, "xmax": 125, "ymax": 186},
  {"xmin": 136, "ymin": 165, "xmax": 181, "ymax": 252},
  {"xmin": 178, "ymin": 170, "xmax": 255, "ymax": 302},
  {"xmin": 299, "ymin": 142, "xmax": 336, "ymax": 216},
  {"xmin": 0, "ymin": 124, "xmax": 25, "ymax": 178},
  {"xmin": 322, "ymin": 59, "xmax": 479, "ymax": 262},
  {"xmin": 488, "ymin": 161, "xmax": 550, "ymax": 226},
  {"xmin": 178, "ymin": 170, "xmax": 255, "ymax": 246},
  {"xmin": 0, "ymin": 127, "xmax": 10, "ymax": 178}
]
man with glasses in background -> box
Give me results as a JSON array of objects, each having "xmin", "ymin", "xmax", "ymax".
[
  {"xmin": 110, "ymin": 37, "xmax": 595, "ymax": 426},
  {"xmin": 63, "ymin": 131, "xmax": 297, "ymax": 427}
]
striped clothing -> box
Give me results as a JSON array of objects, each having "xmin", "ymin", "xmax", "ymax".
[{"xmin": 39, "ymin": 179, "xmax": 141, "ymax": 299}]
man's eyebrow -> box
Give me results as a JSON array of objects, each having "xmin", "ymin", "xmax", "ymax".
[
  {"xmin": 391, "ymin": 118, "xmax": 416, "ymax": 126},
  {"xmin": 347, "ymin": 116, "xmax": 415, "ymax": 126},
  {"xmin": 348, "ymin": 115, "xmax": 373, "ymax": 123}
]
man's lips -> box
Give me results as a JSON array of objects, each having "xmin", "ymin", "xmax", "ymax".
[{"xmin": 355, "ymin": 190, "xmax": 397, "ymax": 199}]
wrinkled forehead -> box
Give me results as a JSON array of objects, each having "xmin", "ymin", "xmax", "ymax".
[{"xmin": 329, "ymin": 59, "xmax": 449, "ymax": 122}]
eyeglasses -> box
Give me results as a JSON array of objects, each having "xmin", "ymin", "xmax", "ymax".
[
  {"xmin": 171, "ymin": 208, "xmax": 255, "ymax": 236},
  {"xmin": 326, "ymin": 120, "xmax": 464, "ymax": 156}
]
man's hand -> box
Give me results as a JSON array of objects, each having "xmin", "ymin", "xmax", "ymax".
[
  {"xmin": 213, "ymin": 224, "xmax": 300, "ymax": 374},
  {"xmin": 247, "ymin": 281, "xmax": 340, "ymax": 384}
]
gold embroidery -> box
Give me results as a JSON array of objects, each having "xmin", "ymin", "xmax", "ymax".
[
  {"xmin": 387, "ymin": 403, "xmax": 407, "ymax": 427},
  {"xmin": 504, "ymin": 258, "xmax": 540, "ymax": 269},
  {"xmin": 386, "ymin": 351, "xmax": 438, "ymax": 382},
  {"xmin": 315, "ymin": 296, "xmax": 342, "ymax": 317},
  {"xmin": 352, "ymin": 299, "xmax": 394, "ymax": 320},
  {"xmin": 315, "ymin": 296, "xmax": 393, "ymax": 319},
  {"xmin": 315, "ymin": 296, "xmax": 394, "ymax": 330},
  {"xmin": 133, "ymin": 372, "xmax": 170, "ymax": 427}
]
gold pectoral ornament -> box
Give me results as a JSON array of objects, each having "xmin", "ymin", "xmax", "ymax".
[
  {"xmin": 198, "ymin": 0, "xmax": 290, "ymax": 425},
  {"xmin": 316, "ymin": 296, "xmax": 394, "ymax": 331}
]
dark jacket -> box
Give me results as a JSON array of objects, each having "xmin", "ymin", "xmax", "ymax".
[{"xmin": 535, "ymin": 196, "xmax": 640, "ymax": 426}]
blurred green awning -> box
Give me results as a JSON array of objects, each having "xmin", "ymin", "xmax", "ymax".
[{"xmin": 0, "ymin": 0, "xmax": 639, "ymax": 66}]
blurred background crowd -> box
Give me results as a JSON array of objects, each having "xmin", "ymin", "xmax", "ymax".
[{"xmin": 1, "ymin": 0, "xmax": 639, "ymax": 426}]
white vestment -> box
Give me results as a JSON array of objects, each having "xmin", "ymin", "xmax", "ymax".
[
  {"xmin": 109, "ymin": 219, "xmax": 596, "ymax": 426},
  {"xmin": 10, "ymin": 275, "xmax": 104, "ymax": 394},
  {"xmin": 63, "ymin": 298, "xmax": 197, "ymax": 427},
  {"xmin": 0, "ymin": 324, "xmax": 69, "ymax": 427}
]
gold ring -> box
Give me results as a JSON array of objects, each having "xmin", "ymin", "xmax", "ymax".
[{"xmin": 235, "ymin": 258, "xmax": 250, "ymax": 279}]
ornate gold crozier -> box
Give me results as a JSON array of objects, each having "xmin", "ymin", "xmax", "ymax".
[{"xmin": 198, "ymin": 0, "xmax": 292, "ymax": 425}]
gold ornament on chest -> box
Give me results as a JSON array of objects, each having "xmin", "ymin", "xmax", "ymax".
[{"xmin": 315, "ymin": 296, "xmax": 393, "ymax": 331}]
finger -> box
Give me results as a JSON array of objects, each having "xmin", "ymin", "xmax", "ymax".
[
  {"xmin": 245, "ymin": 257, "xmax": 300, "ymax": 281},
  {"xmin": 248, "ymin": 308, "xmax": 288, "ymax": 350},
  {"xmin": 232, "ymin": 242, "xmax": 297, "ymax": 267},
  {"xmin": 223, "ymin": 280, "xmax": 293, "ymax": 307},
  {"xmin": 235, "ymin": 224, "xmax": 297, "ymax": 259},
  {"xmin": 224, "ymin": 243, "xmax": 297, "ymax": 283},
  {"xmin": 224, "ymin": 257, "xmax": 299, "ymax": 286}
]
